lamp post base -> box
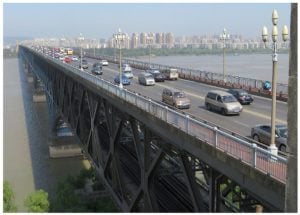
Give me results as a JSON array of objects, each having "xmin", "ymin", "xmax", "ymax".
[
  {"xmin": 119, "ymin": 84, "xmax": 123, "ymax": 89},
  {"xmin": 268, "ymin": 144, "xmax": 278, "ymax": 161}
]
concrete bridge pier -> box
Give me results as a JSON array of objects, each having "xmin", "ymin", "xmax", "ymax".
[{"xmin": 46, "ymin": 94, "xmax": 82, "ymax": 158}]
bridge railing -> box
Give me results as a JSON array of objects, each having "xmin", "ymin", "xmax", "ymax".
[
  {"xmin": 24, "ymin": 46, "xmax": 287, "ymax": 183},
  {"xmin": 87, "ymin": 54, "xmax": 288, "ymax": 95}
]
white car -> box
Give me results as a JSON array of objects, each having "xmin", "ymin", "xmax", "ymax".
[
  {"xmin": 100, "ymin": 60, "xmax": 108, "ymax": 66},
  {"xmin": 72, "ymin": 56, "xmax": 78, "ymax": 61},
  {"xmin": 122, "ymin": 64, "xmax": 132, "ymax": 72}
]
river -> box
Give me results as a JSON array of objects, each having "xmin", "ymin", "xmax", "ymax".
[
  {"xmin": 3, "ymin": 58, "xmax": 90, "ymax": 211},
  {"xmin": 134, "ymin": 53, "xmax": 289, "ymax": 84}
]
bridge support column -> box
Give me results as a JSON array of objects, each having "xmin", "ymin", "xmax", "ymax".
[
  {"xmin": 209, "ymin": 169, "xmax": 223, "ymax": 212},
  {"xmin": 32, "ymin": 75, "xmax": 46, "ymax": 102},
  {"xmin": 46, "ymin": 95, "xmax": 82, "ymax": 158}
]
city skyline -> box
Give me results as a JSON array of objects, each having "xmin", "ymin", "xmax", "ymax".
[{"xmin": 4, "ymin": 3, "xmax": 291, "ymax": 40}]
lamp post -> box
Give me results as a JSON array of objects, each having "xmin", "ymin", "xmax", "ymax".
[
  {"xmin": 148, "ymin": 36, "xmax": 153, "ymax": 65},
  {"xmin": 113, "ymin": 28, "xmax": 126, "ymax": 89},
  {"xmin": 219, "ymin": 28, "xmax": 230, "ymax": 82},
  {"xmin": 78, "ymin": 33, "xmax": 84, "ymax": 71},
  {"xmin": 262, "ymin": 9, "xmax": 288, "ymax": 155}
]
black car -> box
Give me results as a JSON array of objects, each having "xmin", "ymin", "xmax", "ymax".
[
  {"xmin": 227, "ymin": 89, "xmax": 253, "ymax": 105},
  {"xmin": 93, "ymin": 62, "xmax": 102, "ymax": 70},
  {"xmin": 152, "ymin": 72, "xmax": 165, "ymax": 82},
  {"xmin": 91, "ymin": 67, "xmax": 103, "ymax": 75}
]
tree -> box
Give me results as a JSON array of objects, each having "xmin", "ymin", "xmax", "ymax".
[
  {"xmin": 3, "ymin": 181, "xmax": 17, "ymax": 212},
  {"xmin": 24, "ymin": 189, "xmax": 49, "ymax": 212}
]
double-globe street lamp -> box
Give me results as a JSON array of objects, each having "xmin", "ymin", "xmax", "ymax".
[
  {"xmin": 262, "ymin": 9, "xmax": 288, "ymax": 154},
  {"xmin": 220, "ymin": 28, "xmax": 230, "ymax": 82},
  {"xmin": 113, "ymin": 28, "xmax": 126, "ymax": 89},
  {"xmin": 78, "ymin": 33, "xmax": 85, "ymax": 71}
]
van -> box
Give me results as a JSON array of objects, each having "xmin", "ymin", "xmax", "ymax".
[
  {"xmin": 161, "ymin": 68, "xmax": 179, "ymax": 80},
  {"xmin": 138, "ymin": 72, "xmax": 155, "ymax": 86},
  {"xmin": 205, "ymin": 90, "xmax": 243, "ymax": 115},
  {"xmin": 162, "ymin": 88, "xmax": 190, "ymax": 109}
]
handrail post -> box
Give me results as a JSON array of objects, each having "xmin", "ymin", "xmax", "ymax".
[
  {"xmin": 165, "ymin": 106, "xmax": 168, "ymax": 122},
  {"xmin": 252, "ymin": 143, "xmax": 257, "ymax": 168},
  {"xmin": 185, "ymin": 115, "xmax": 190, "ymax": 134},
  {"xmin": 213, "ymin": 126, "xmax": 218, "ymax": 148}
]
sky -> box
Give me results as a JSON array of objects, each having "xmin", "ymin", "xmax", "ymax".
[{"xmin": 3, "ymin": 2, "xmax": 291, "ymax": 40}]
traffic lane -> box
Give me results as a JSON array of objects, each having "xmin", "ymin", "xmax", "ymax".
[
  {"xmin": 72, "ymin": 59, "xmax": 287, "ymax": 124},
  {"xmin": 83, "ymin": 61, "xmax": 286, "ymax": 136},
  {"xmin": 99, "ymin": 66, "xmax": 269, "ymax": 137},
  {"xmin": 150, "ymin": 76, "xmax": 287, "ymax": 124},
  {"xmin": 81, "ymin": 59, "xmax": 287, "ymax": 127}
]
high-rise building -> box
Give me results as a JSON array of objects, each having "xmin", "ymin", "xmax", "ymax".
[
  {"xmin": 131, "ymin": 33, "xmax": 139, "ymax": 49},
  {"xmin": 140, "ymin": 32, "xmax": 148, "ymax": 47},
  {"xmin": 165, "ymin": 32, "xmax": 175, "ymax": 48}
]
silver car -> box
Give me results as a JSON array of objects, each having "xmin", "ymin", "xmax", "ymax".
[
  {"xmin": 162, "ymin": 88, "xmax": 191, "ymax": 109},
  {"xmin": 205, "ymin": 90, "xmax": 243, "ymax": 115},
  {"xmin": 138, "ymin": 72, "xmax": 155, "ymax": 86},
  {"xmin": 251, "ymin": 124, "xmax": 288, "ymax": 152}
]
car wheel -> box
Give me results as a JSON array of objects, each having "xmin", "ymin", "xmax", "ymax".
[
  {"xmin": 221, "ymin": 108, "xmax": 227, "ymax": 115},
  {"xmin": 206, "ymin": 103, "xmax": 211, "ymax": 110},
  {"xmin": 279, "ymin": 145, "xmax": 286, "ymax": 152},
  {"xmin": 253, "ymin": 134, "xmax": 260, "ymax": 142}
]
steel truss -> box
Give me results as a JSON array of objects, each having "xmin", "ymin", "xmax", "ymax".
[{"xmin": 20, "ymin": 50, "xmax": 276, "ymax": 212}]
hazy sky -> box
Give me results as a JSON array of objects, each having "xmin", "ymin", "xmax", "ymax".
[{"xmin": 3, "ymin": 3, "xmax": 291, "ymax": 39}]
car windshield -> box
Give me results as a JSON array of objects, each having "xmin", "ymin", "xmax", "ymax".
[
  {"xmin": 239, "ymin": 91, "xmax": 248, "ymax": 96},
  {"xmin": 277, "ymin": 126, "xmax": 288, "ymax": 138},
  {"xmin": 145, "ymin": 74, "xmax": 152, "ymax": 78},
  {"xmin": 222, "ymin": 95, "xmax": 237, "ymax": 103},
  {"xmin": 174, "ymin": 92, "xmax": 185, "ymax": 98}
]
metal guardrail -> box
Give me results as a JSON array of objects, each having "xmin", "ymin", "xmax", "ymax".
[
  {"xmin": 88, "ymin": 54, "xmax": 288, "ymax": 95},
  {"xmin": 22, "ymin": 46, "xmax": 287, "ymax": 184}
]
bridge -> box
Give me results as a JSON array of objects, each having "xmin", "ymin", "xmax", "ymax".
[{"xmin": 19, "ymin": 45, "xmax": 287, "ymax": 212}]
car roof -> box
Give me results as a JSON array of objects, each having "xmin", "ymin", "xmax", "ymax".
[
  {"xmin": 229, "ymin": 89, "xmax": 248, "ymax": 93},
  {"xmin": 208, "ymin": 90, "xmax": 233, "ymax": 96}
]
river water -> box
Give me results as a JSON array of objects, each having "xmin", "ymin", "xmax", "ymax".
[
  {"xmin": 3, "ymin": 58, "xmax": 90, "ymax": 211},
  {"xmin": 135, "ymin": 53, "xmax": 289, "ymax": 84}
]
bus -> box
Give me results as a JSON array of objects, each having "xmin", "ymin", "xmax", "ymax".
[{"xmin": 65, "ymin": 48, "xmax": 73, "ymax": 55}]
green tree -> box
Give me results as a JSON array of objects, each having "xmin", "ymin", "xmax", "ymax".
[
  {"xmin": 51, "ymin": 178, "xmax": 84, "ymax": 212},
  {"xmin": 24, "ymin": 189, "xmax": 49, "ymax": 212},
  {"xmin": 3, "ymin": 181, "xmax": 17, "ymax": 212}
]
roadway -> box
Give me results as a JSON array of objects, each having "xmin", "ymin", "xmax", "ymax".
[{"xmin": 67, "ymin": 57, "xmax": 287, "ymax": 140}]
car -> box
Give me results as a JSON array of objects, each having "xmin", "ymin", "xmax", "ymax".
[
  {"xmin": 146, "ymin": 68, "xmax": 160, "ymax": 74},
  {"xmin": 227, "ymin": 89, "xmax": 254, "ymax": 105},
  {"xmin": 162, "ymin": 88, "xmax": 191, "ymax": 109},
  {"xmin": 93, "ymin": 62, "xmax": 102, "ymax": 70},
  {"xmin": 138, "ymin": 72, "xmax": 155, "ymax": 86},
  {"xmin": 64, "ymin": 56, "xmax": 71, "ymax": 63},
  {"xmin": 114, "ymin": 74, "xmax": 131, "ymax": 85},
  {"xmin": 71, "ymin": 56, "xmax": 79, "ymax": 61},
  {"xmin": 91, "ymin": 67, "xmax": 103, "ymax": 75},
  {"xmin": 59, "ymin": 56, "xmax": 64, "ymax": 61},
  {"xmin": 251, "ymin": 124, "xmax": 287, "ymax": 152},
  {"xmin": 205, "ymin": 90, "xmax": 243, "ymax": 115},
  {"xmin": 160, "ymin": 68, "xmax": 179, "ymax": 80},
  {"xmin": 100, "ymin": 59, "xmax": 109, "ymax": 66},
  {"xmin": 152, "ymin": 72, "xmax": 165, "ymax": 82},
  {"xmin": 123, "ymin": 70, "xmax": 133, "ymax": 79},
  {"xmin": 122, "ymin": 63, "xmax": 132, "ymax": 72},
  {"xmin": 79, "ymin": 59, "xmax": 88, "ymax": 69}
]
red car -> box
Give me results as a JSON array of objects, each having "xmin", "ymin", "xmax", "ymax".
[{"xmin": 64, "ymin": 56, "xmax": 71, "ymax": 63}]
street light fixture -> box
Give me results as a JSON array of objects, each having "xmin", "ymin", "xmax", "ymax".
[
  {"xmin": 113, "ymin": 28, "xmax": 126, "ymax": 89},
  {"xmin": 220, "ymin": 28, "xmax": 230, "ymax": 82},
  {"xmin": 261, "ymin": 9, "xmax": 288, "ymax": 155},
  {"xmin": 78, "ymin": 33, "xmax": 85, "ymax": 71}
]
